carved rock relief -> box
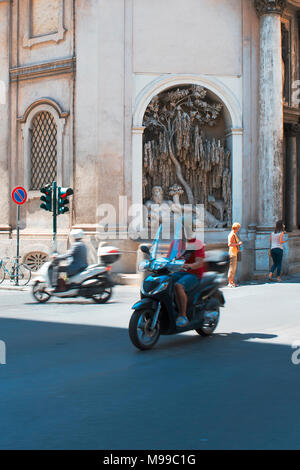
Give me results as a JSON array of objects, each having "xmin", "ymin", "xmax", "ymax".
[{"xmin": 143, "ymin": 85, "xmax": 232, "ymax": 229}]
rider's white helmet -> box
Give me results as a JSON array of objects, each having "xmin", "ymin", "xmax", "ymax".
[{"xmin": 70, "ymin": 228, "xmax": 84, "ymax": 240}]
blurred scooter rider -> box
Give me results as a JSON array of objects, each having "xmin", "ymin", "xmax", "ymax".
[
  {"xmin": 51, "ymin": 229, "xmax": 88, "ymax": 289},
  {"xmin": 170, "ymin": 220, "xmax": 205, "ymax": 328}
]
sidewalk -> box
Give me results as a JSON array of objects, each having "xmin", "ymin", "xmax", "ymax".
[
  {"xmin": 0, "ymin": 280, "xmax": 32, "ymax": 291},
  {"xmin": 242, "ymin": 273, "xmax": 300, "ymax": 287},
  {"xmin": 1, "ymin": 273, "xmax": 299, "ymax": 292}
]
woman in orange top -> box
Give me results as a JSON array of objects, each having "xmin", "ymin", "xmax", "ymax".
[{"xmin": 228, "ymin": 222, "xmax": 242, "ymax": 288}]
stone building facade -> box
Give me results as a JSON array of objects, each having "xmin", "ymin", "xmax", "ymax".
[{"xmin": 0, "ymin": 0, "xmax": 300, "ymax": 279}]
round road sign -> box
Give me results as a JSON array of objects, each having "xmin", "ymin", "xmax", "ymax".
[{"xmin": 12, "ymin": 186, "xmax": 27, "ymax": 205}]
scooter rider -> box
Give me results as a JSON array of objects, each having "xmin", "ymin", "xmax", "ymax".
[
  {"xmin": 51, "ymin": 229, "xmax": 88, "ymax": 290},
  {"xmin": 170, "ymin": 227, "xmax": 205, "ymax": 328}
]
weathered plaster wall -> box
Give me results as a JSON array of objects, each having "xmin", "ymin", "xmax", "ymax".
[
  {"xmin": 16, "ymin": 0, "xmax": 73, "ymax": 67},
  {"xmin": 133, "ymin": 0, "xmax": 243, "ymax": 76},
  {"xmin": 8, "ymin": 0, "xmax": 74, "ymax": 237},
  {"xmin": 0, "ymin": 1, "xmax": 10, "ymax": 232},
  {"xmin": 15, "ymin": 74, "xmax": 73, "ymax": 233},
  {"xmin": 75, "ymin": 0, "xmax": 125, "ymax": 226},
  {"xmin": 238, "ymin": 0, "xmax": 260, "ymax": 279}
]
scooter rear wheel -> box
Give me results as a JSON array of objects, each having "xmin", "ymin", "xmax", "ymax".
[
  {"xmin": 91, "ymin": 286, "xmax": 112, "ymax": 303},
  {"xmin": 195, "ymin": 298, "xmax": 220, "ymax": 337},
  {"xmin": 32, "ymin": 281, "xmax": 51, "ymax": 303},
  {"xmin": 129, "ymin": 309, "xmax": 160, "ymax": 350}
]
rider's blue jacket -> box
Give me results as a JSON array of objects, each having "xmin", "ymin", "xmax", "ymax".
[{"xmin": 56, "ymin": 241, "xmax": 88, "ymax": 277}]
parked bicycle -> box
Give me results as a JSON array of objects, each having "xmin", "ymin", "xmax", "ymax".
[{"xmin": 0, "ymin": 256, "xmax": 32, "ymax": 286}]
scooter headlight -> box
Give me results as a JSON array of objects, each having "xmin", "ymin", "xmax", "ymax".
[{"xmin": 150, "ymin": 281, "xmax": 169, "ymax": 295}]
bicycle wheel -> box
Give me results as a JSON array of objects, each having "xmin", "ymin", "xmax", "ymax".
[
  {"xmin": 16, "ymin": 263, "xmax": 32, "ymax": 286},
  {"xmin": 0, "ymin": 266, "xmax": 5, "ymax": 284}
]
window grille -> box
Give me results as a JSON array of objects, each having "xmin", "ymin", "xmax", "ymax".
[{"xmin": 30, "ymin": 111, "xmax": 57, "ymax": 190}]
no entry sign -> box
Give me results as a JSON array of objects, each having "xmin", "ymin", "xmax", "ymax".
[
  {"xmin": 12, "ymin": 186, "xmax": 27, "ymax": 205},
  {"xmin": 11, "ymin": 186, "xmax": 27, "ymax": 285}
]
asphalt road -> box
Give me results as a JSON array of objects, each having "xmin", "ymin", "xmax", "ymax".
[{"xmin": 0, "ymin": 280, "xmax": 300, "ymax": 450}]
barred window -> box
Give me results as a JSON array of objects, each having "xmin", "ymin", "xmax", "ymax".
[{"xmin": 30, "ymin": 111, "xmax": 57, "ymax": 190}]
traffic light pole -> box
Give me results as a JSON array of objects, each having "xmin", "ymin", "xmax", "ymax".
[
  {"xmin": 52, "ymin": 181, "xmax": 57, "ymax": 253},
  {"xmin": 40, "ymin": 182, "xmax": 73, "ymax": 253}
]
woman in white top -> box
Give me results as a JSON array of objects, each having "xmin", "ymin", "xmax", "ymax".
[{"xmin": 268, "ymin": 220, "xmax": 287, "ymax": 282}]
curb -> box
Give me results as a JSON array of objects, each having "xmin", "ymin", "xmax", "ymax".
[{"xmin": 0, "ymin": 283, "xmax": 31, "ymax": 292}]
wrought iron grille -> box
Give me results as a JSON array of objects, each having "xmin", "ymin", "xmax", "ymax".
[
  {"xmin": 30, "ymin": 111, "xmax": 57, "ymax": 190},
  {"xmin": 24, "ymin": 252, "xmax": 48, "ymax": 271}
]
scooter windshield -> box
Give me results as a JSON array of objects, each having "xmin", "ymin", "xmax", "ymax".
[
  {"xmin": 149, "ymin": 224, "xmax": 162, "ymax": 260},
  {"xmin": 167, "ymin": 216, "xmax": 185, "ymax": 261},
  {"xmin": 149, "ymin": 217, "xmax": 185, "ymax": 261}
]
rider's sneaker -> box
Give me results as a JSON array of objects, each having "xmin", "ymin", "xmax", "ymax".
[{"xmin": 176, "ymin": 316, "xmax": 189, "ymax": 327}]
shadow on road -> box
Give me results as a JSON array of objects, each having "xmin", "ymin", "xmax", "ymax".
[
  {"xmin": 0, "ymin": 316, "xmax": 298, "ymax": 450},
  {"xmin": 152, "ymin": 331, "xmax": 277, "ymax": 352}
]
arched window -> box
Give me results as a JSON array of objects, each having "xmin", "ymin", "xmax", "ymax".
[
  {"xmin": 30, "ymin": 111, "xmax": 57, "ymax": 190},
  {"xmin": 19, "ymin": 99, "xmax": 69, "ymax": 193}
]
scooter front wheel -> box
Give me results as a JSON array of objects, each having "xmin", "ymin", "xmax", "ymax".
[
  {"xmin": 129, "ymin": 309, "xmax": 160, "ymax": 350},
  {"xmin": 32, "ymin": 281, "xmax": 51, "ymax": 303}
]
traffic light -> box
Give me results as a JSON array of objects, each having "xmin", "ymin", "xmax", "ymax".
[
  {"xmin": 40, "ymin": 185, "xmax": 52, "ymax": 212},
  {"xmin": 57, "ymin": 187, "xmax": 73, "ymax": 214}
]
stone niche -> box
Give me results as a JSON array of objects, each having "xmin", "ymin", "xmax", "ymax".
[
  {"xmin": 142, "ymin": 84, "xmax": 232, "ymax": 229},
  {"xmin": 23, "ymin": 0, "xmax": 66, "ymax": 48}
]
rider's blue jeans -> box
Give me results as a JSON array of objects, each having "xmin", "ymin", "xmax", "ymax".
[{"xmin": 172, "ymin": 272, "xmax": 200, "ymax": 294}]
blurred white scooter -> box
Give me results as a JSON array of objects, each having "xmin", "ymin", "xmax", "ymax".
[{"xmin": 32, "ymin": 246, "xmax": 121, "ymax": 304}]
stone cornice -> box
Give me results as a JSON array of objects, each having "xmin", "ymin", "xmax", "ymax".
[
  {"xmin": 10, "ymin": 57, "xmax": 76, "ymax": 82},
  {"xmin": 255, "ymin": 0, "xmax": 286, "ymax": 16},
  {"xmin": 283, "ymin": 104, "xmax": 300, "ymax": 123}
]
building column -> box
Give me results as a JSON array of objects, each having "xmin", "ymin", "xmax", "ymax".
[
  {"xmin": 255, "ymin": 0, "xmax": 285, "ymax": 229},
  {"xmin": 286, "ymin": 125, "xmax": 299, "ymax": 231},
  {"xmin": 131, "ymin": 126, "xmax": 145, "ymax": 208},
  {"xmin": 225, "ymin": 127, "xmax": 244, "ymax": 225},
  {"xmin": 254, "ymin": 0, "xmax": 286, "ymax": 275}
]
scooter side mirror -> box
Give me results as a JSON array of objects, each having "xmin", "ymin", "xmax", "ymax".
[{"xmin": 140, "ymin": 245, "xmax": 150, "ymax": 256}]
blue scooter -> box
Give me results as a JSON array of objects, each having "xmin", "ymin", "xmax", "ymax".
[{"xmin": 129, "ymin": 225, "xmax": 229, "ymax": 350}]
